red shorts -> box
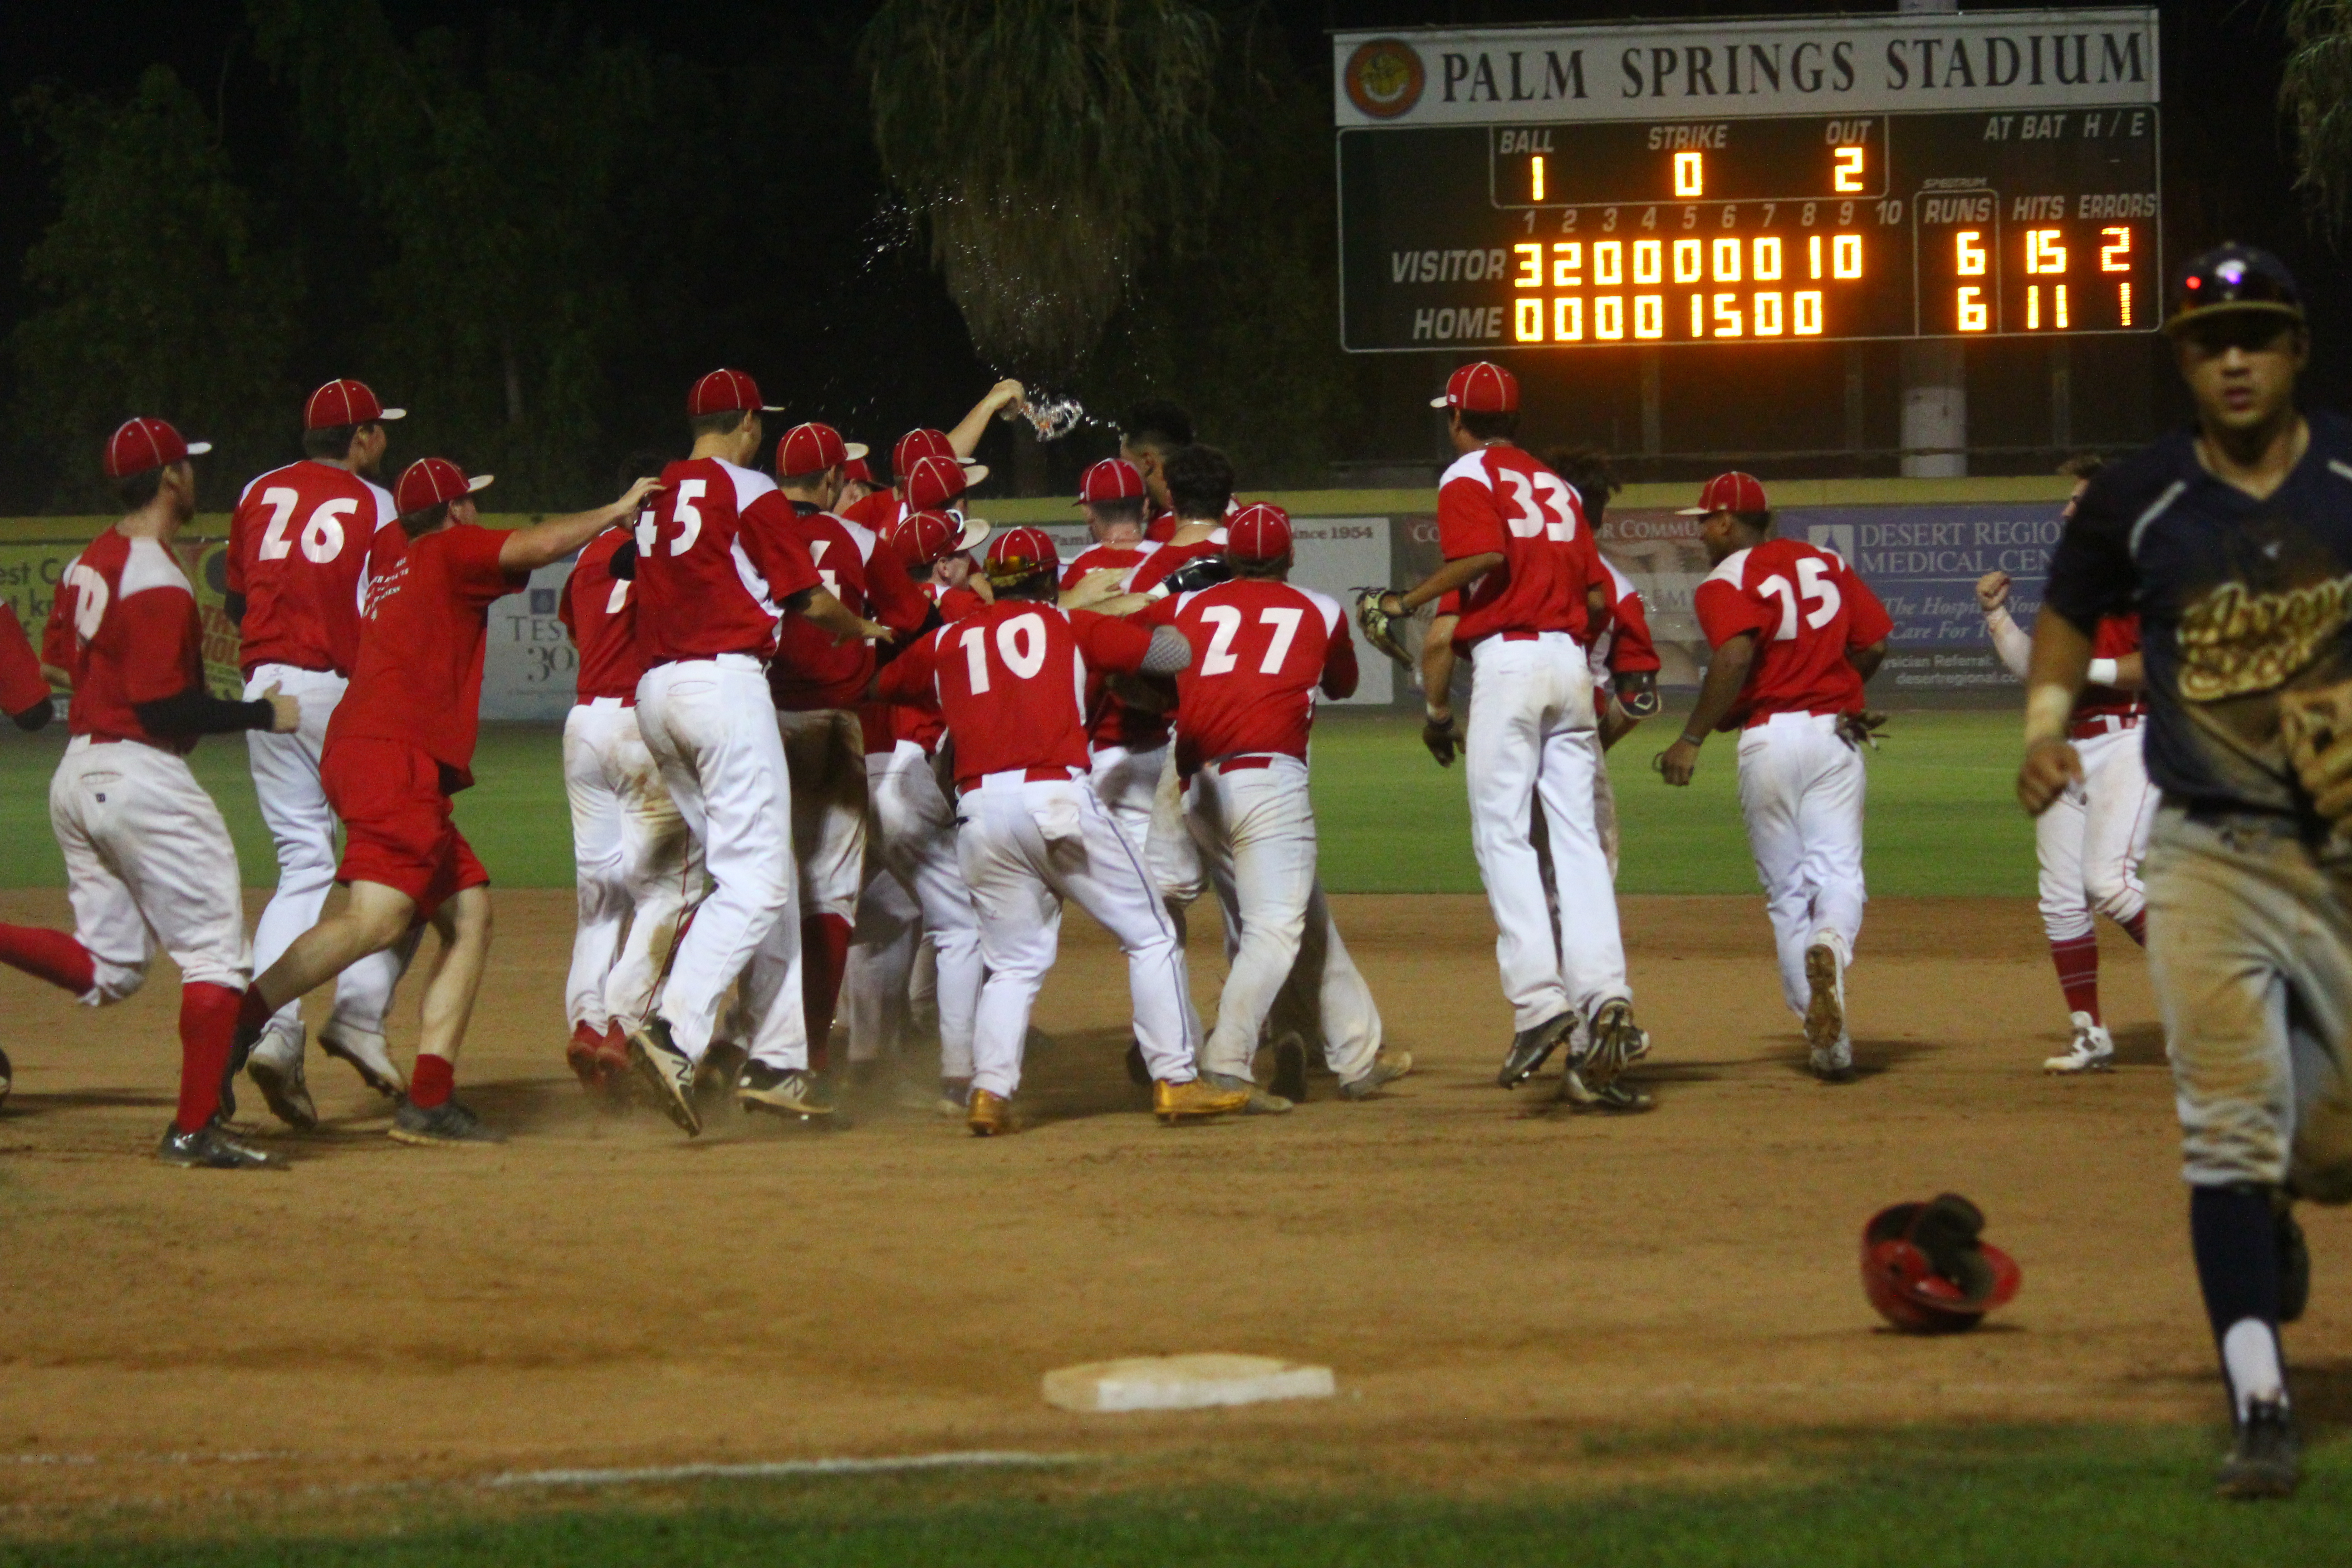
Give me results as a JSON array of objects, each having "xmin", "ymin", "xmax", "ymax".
[{"xmin": 321, "ymin": 737, "xmax": 488, "ymax": 918}]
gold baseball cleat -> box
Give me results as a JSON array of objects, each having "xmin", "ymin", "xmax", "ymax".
[
  {"xmin": 967, "ymin": 1088, "xmax": 1014, "ymax": 1137},
  {"xmin": 1153, "ymin": 1077, "xmax": 1252, "ymax": 1123}
]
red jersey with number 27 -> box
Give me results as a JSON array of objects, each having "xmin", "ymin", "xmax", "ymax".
[
  {"xmin": 875, "ymin": 600, "xmax": 1152, "ymax": 790},
  {"xmin": 1140, "ymin": 578, "xmax": 1357, "ymax": 775},
  {"xmin": 226, "ymin": 460, "xmax": 399, "ymax": 676},
  {"xmin": 1693, "ymin": 539, "xmax": 1892, "ymax": 727},
  {"xmin": 1436, "ymin": 445, "xmax": 1602, "ymax": 646}
]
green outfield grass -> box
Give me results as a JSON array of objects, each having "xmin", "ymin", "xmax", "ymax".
[
  {"xmin": 0, "ymin": 710, "xmax": 2038, "ymax": 897},
  {"xmin": 6, "ymin": 1425, "xmax": 2341, "ymax": 1567}
]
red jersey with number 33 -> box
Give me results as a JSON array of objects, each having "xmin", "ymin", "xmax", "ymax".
[
  {"xmin": 1139, "ymin": 579, "xmax": 1357, "ymax": 775},
  {"xmin": 1693, "ymin": 539, "xmax": 1892, "ymax": 726},
  {"xmin": 1436, "ymin": 445, "xmax": 1602, "ymax": 646},
  {"xmin": 226, "ymin": 460, "xmax": 399, "ymax": 676},
  {"xmin": 875, "ymin": 600, "xmax": 1152, "ymax": 790}
]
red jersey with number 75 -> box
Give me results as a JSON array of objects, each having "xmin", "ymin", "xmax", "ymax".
[
  {"xmin": 226, "ymin": 460, "xmax": 400, "ymax": 677},
  {"xmin": 1436, "ymin": 444, "xmax": 1602, "ymax": 646},
  {"xmin": 875, "ymin": 599, "xmax": 1153, "ymax": 790},
  {"xmin": 1692, "ymin": 538, "xmax": 1892, "ymax": 727}
]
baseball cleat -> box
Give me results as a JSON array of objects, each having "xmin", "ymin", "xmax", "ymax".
[
  {"xmin": 1556, "ymin": 1061, "xmax": 1654, "ymax": 1113},
  {"xmin": 1206, "ymin": 1071, "xmax": 1294, "ymax": 1115},
  {"xmin": 1, "ymin": 1042, "xmax": 15, "ymax": 1111},
  {"xmin": 2043, "ymin": 1012, "xmax": 2115, "ymax": 1074},
  {"xmin": 1581, "ymin": 999, "xmax": 1652, "ymax": 1089},
  {"xmin": 1498, "ymin": 1012, "xmax": 1575, "ymax": 1088},
  {"xmin": 1809, "ymin": 1039, "xmax": 1857, "ymax": 1083},
  {"xmin": 1153, "ymin": 1077, "xmax": 1252, "ymax": 1122},
  {"xmin": 1803, "ymin": 937, "xmax": 1848, "ymax": 1061},
  {"xmin": 1269, "ymin": 1032, "xmax": 1310, "ymax": 1103},
  {"xmin": 967, "ymin": 1087, "xmax": 1014, "ymax": 1136},
  {"xmin": 319, "ymin": 1024, "xmax": 406, "ymax": 1100},
  {"xmin": 2216, "ymin": 1395, "xmax": 2299, "ymax": 1499},
  {"xmin": 157, "ymin": 1122, "xmax": 279, "ymax": 1170},
  {"xmin": 246, "ymin": 1029, "xmax": 318, "ymax": 1131},
  {"xmin": 389, "ymin": 1097, "xmax": 504, "ymax": 1146},
  {"xmin": 1339, "ymin": 1049, "xmax": 1415, "ymax": 1101},
  {"xmin": 595, "ymin": 1024, "xmax": 632, "ymax": 1102},
  {"xmin": 735, "ymin": 1061, "xmax": 837, "ymax": 1120},
  {"xmin": 627, "ymin": 1016, "xmax": 702, "ymax": 1136}
]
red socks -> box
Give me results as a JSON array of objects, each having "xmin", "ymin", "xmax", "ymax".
[
  {"xmin": 801, "ymin": 914, "xmax": 853, "ymax": 1069},
  {"xmin": 410, "ymin": 1053, "xmax": 454, "ymax": 1108},
  {"xmin": 234, "ymin": 985, "xmax": 275, "ymax": 1042},
  {"xmin": 2051, "ymin": 932, "xmax": 2100, "ymax": 1021},
  {"xmin": 2121, "ymin": 909, "xmax": 2148, "ymax": 946},
  {"xmin": 175, "ymin": 982, "xmax": 241, "ymax": 1132},
  {"xmin": 0, "ymin": 925, "xmax": 95, "ymax": 995}
]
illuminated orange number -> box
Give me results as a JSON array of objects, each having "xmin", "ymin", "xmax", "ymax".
[
  {"xmin": 1672, "ymin": 238, "xmax": 1703, "ymax": 283},
  {"xmin": 1753, "ymin": 292, "xmax": 1785, "ymax": 335},
  {"xmin": 1752, "ymin": 236, "xmax": 1783, "ymax": 282},
  {"xmin": 1809, "ymin": 234, "xmax": 1824, "ymax": 279},
  {"xmin": 2100, "ymin": 226, "xmax": 2132, "ymax": 273},
  {"xmin": 1595, "ymin": 296, "xmax": 1626, "ymax": 339},
  {"xmin": 1514, "ymin": 298, "xmax": 1544, "ymax": 341},
  {"xmin": 1551, "ymin": 242, "xmax": 1582, "ymax": 286},
  {"xmin": 1833, "ymin": 234, "xmax": 1863, "ymax": 279},
  {"xmin": 1833, "ymin": 146, "xmax": 1865, "ymax": 193},
  {"xmin": 1633, "ymin": 239, "xmax": 1663, "ymax": 285},
  {"xmin": 1634, "ymin": 295, "xmax": 1665, "ymax": 338},
  {"xmin": 1513, "ymin": 243, "xmax": 1542, "ymax": 289},
  {"xmin": 1713, "ymin": 293, "xmax": 1743, "ymax": 336},
  {"xmin": 1956, "ymin": 286, "xmax": 1988, "ymax": 332},
  {"xmin": 1793, "ymin": 291, "xmax": 1825, "ymax": 334},
  {"xmin": 1531, "ymin": 156, "xmax": 1547, "ymax": 203},
  {"xmin": 1955, "ymin": 230, "xmax": 1987, "ymax": 277},
  {"xmin": 1690, "ymin": 294, "xmax": 1705, "ymax": 336},
  {"xmin": 1553, "ymin": 296, "xmax": 1584, "ymax": 341},
  {"xmin": 1674, "ymin": 152, "xmax": 1704, "ymax": 198},
  {"xmin": 1711, "ymin": 236, "xmax": 1742, "ymax": 283},
  {"xmin": 1594, "ymin": 241, "xmax": 1624, "ymax": 286},
  {"xmin": 2025, "ymin": 229, "xmax": 2067, "ymax": 274}
]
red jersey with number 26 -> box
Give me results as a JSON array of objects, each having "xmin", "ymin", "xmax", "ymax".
[
  {"xmin": 226, "ymin": 460, "xmax": 399, "ymax": 676},
  {"xmin": 632, "ymin": 457, "xmax": 819, "ymax": 663},
  {"xmin": 1693, "ymin": 539, "xmax": 1892, "ymax": 726},
  {"xmin": 875, "ymin": 600, "xmax": 1152, "ymax": 790},
  {"xmin": 1436, "ymin": 445, "xmax": 1602, "ymax": 646}
]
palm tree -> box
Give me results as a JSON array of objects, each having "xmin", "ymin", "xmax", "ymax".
[
  {"xmin": 2282, "ymin": 0, "xmax": 2352, "ymax": 230},
  {"xmin": 860, "ymin": 0, "xmax": 1224, "ymax": 379}
]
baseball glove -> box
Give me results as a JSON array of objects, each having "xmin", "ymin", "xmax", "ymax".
[
  {"xmin": 1614, "ymin": 669, "xmax": 1661, "ymax": 719},
  {"xmin": 1423, "ymin": 710, "xmax": 1459, "ymax": 767},
  {"xmin": 1157, "ymin": 554, "xmax": 1232, "ymax": 595},
  {"xmin": 1837, "ymin": 710, "xmax": 1888, "ymax": 752},
  {"xmin": 1355, "ymin": 588, "xmax": 1414, "ymax": 665},
  {"xmin": 2278, "ymin": 681, "xmax": 2352, "ymax": 822}
]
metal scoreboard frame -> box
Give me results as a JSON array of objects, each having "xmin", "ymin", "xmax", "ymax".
[{"xmin": 1333, "ymin": 8, "xmax": 2161, "ymax": 353}]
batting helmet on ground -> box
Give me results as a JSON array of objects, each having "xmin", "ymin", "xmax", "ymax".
[{"xmin": 1860, "ymin": 1193, "xmax": 2020, "ymax": 1333}]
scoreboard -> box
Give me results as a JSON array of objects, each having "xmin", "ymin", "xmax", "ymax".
[{"xmin": 1334, "ymin": 9, "xmax": 2161, "ymax": 352}]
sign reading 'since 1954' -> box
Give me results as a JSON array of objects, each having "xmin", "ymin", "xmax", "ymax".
[{"xmin": 1334, "ymin": 8, "xmax": 2160, "ymax": 352}]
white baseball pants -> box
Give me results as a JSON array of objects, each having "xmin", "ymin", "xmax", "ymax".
[
  {"xmin": 956, "ymin": 773, "xmax": 1202, "ymax": 1099},
  {"xmin": 1736, "ymin": 712, "xmax": 1868, "ymax": 1018},
  {"xmin": 563, "ymin": 699, "xmax": 699, "ymax": 1034},
  {"xmin": 1090, "ymin": 742, "xmax": 1207, "ymax": 906},
  {"xmin": 634, "ymin": 656, "xmax": 804, "ymax": 1066},
  {"xmin": 51, "ymin": 737, "xmax": 249, "ymax": 1001},
  {"xmin": 1465, "ymin": 633, "xmax": 1628, "ymax": 1032},
  {"xmin": 1186, "ymin": 755, "xmax": 1381, "ymax": 1082},
  {"xmin": 845, "ymin": 860, "xmax": 922, "ymax": 1063},
  {"xmin": 2037, "ymin": 719, "xmax": 2158, "ymax": 943},
  {"xmin": 852, "ymin": 742, "xmax": 981, "ymax": 1078},
  {"xmin": 779, "ymin": 708, "xmax": 867, "ymax": 922},
  {"xmin": 242, "ymin": 663, "xmax": 402, "ymax": 1046}
]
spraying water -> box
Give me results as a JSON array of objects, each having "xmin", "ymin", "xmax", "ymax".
[{"xmin": 1000, "ymin": 392, "xmax": 1087, "ymax": 442}]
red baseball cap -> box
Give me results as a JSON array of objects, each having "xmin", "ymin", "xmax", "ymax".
[
  {"xmin": 1226, "ymin": 503, "xmax": 1293, "ymax": 561},
  {"xmin": 906, "ymin": 453, "xmax": 981, "ymax": 510},
  {"xmin": 687, "ymin": 368, "xmax": 781, "ymax": 419},
  {"xmin": 842, "ymin": 456, "xmax": 874, "ymax": 486},
  {"xmin": 775, "ymin": 421, "xmax": 869, "ymax": 479},
  {"xmin": 890, "ymin": 508, "xmax": 991, "ymax": 567},
  {"xmin": 103, "ymin": 418, "xmax": 211, "ymax": 480},
  {"xmin": 304, "ymin": 379, "xmax": 405, "ymax": 430},
  {"xmin": 985, "ymin": 525, "xmax": 1059, "ymax": 583},
  {"xmin": 1077, "ymin": 457, "xmax": 1146, "ymax": 505},
  {"xmin": 892, "ymin": 427, "xmax": 983, "ymax": 477},
  {"xmin": 1430, "ymin": 362, "xmax": 1520, "ymax": 413},
  {"xmin": 1679, "ymin": 471, "xmax": 1771, "ymax": 515},
  {"xmin": 394, "ymin": 457, "xmax": 495, "ymax": 515}
]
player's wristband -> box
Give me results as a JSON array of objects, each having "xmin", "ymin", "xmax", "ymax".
[
  {"xmin": 2086, "ymin": 657, "xmax": 2119, "ymax": 686},
  {"xmin": 1678, "ymin": 731, "xmax": 1707, "ymax": 748},
  {"xmin": 1426, "ymin": 706, "xmax": 1455, "ymax": 726}
]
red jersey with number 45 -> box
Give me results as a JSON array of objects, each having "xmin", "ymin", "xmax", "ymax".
[
  {"xmin": 45, "ymin": 530, "xmax": 207, "ymax": 754},
  {"xmin": 1693, "ymin": 539, "xmax": 1892, "ymax": 726},
  {"xmin": 227, "ymin": 460, "xmax": 399, "ymax": 676},
  {"xmin": 633, "ymin": 457, "xmax": 820, "ymax": 663},
  {"xmin": 1436, "ymin": 445, "xmax": 1602, "ymax": 646},
  {"xmin": 1140, "ymin": 578, "xmax": 1357, "ymax": 775},
  {"xmin": 769, "ymin": 507, "xmax": 932, "ymax": 711},
  {"xmin": 559, "ymin": 526, "xmax": 646, "ymax": 703},
  {"xmin": 876, "ymin": 600, "xmax": 1153, "ymax": 790}
]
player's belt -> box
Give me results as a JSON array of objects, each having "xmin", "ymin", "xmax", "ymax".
[
  {"xmin": 2068, "ymin": 711, "xmax": 2140, "ymax": 740},
  {"xmin": 959, "ymin": 765, "xmax": 1086, "ymax": 797},
  {"xmin": 1204, "ymin": 753, "xmax": 1281, "ymax": 773},
  {"xmin": 579, "ymin": 694, "xmax": 635, "ymax": 710}
]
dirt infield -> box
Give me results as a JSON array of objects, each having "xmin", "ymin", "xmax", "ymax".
[{"xmin": 1, "ymin": 888, "xmax": 2341, "ymax": 1517}]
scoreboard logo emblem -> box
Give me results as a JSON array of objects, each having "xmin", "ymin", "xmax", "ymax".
[{"xmin": 1345, "ymin": 39, "xmax": 1425, "ymax": 120}]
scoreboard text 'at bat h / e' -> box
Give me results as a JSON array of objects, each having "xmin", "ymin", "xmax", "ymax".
[{"xmin": 1333, "ymin": 8, "xmax": 2161, "ymax": 352}]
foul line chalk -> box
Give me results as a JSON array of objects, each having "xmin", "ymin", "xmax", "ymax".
[{"xmin": 484, "ymin": 1450, "xmax": 1086, "ymax": 1490}]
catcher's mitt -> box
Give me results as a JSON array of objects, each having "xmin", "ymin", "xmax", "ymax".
[
  {"xmin": 1354, "ymin": 588, "xmax": 1414, "ymax": 665},
  {"xmin": 1837, "ymin": 710, "xmax": 1888, "ymax": 752},
  {"xmin": 2278, "ymin": 681, "xmax": 2352, "ymax": 822}
]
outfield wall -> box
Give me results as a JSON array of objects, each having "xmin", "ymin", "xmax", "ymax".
[{"xmin": 0, "ymin": 474, "xmax": 2073, "ymax": 719}]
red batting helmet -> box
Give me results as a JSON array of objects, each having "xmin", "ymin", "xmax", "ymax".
[
  {"xmin": 985, "ymin": 526, "xmax": 1058, "ymax": 586},
  {"xmin": 1861, "ymin": 1194, "xmax": 2021, "ymax": 1334}
]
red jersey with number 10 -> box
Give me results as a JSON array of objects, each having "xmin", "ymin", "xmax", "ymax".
[
  {"xmin": 226, "ymin": 460, "xmax": 399, "ymax": 676},
  {"xmin": 875, "ymin": 599, "xmax": 1152, "ymax": 790},
  {"xmin": 1692, "ymin": 538, "xmax": 1892, "ymax": 727},
  {"xmin": 1435, "ymin": 445, "xmax": 1603, "ymax": 646}
]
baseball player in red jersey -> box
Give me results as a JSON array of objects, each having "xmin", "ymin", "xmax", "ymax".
[
  {"xmin": 557, "ymin": 490, "xmax": 698, "ymax": 1094},
  {"xmin": 842, "ymin": 508, "xmax": 992, "ymax": 1101},
  {"xmin": 762, "ymin": 422, "xmax": 934, "ymax": 1088},
  {"xmin": 1660, "ymin": 472, "xmax": 1893, "ymax": 1083},
  {"xmin": 1120, "ymin": 399, "xmax": 1195, "ymax": 544},
  {"xmin": 840, "ymin": 412, "xmax": 1000, "ymax": 538},
  {"xmin": 624, "ymin": 372, "xmax": 889, "ymax": 1136},
  {"xmin": 837, "ymin": 457, "xmax": 878, "ymax": 514},
  {"xmin": 1371, "ymin": 363, "xmax": 1653, "ymax": 1108},
  {"xmin": 234, "ymin": 459, "xmax": 662, "ymax": 1143},
  {"xmin": 875, "ymin": 528, "xmax": 1249, "ymax": 1134},
  {"xmin": 1140, "ymin": 505, "xmax": 1411, "ymax": 1104},
  {"xmin": 1977, "ymin": 456, "xmax": 2154, "ymax": 1073},
  {"xmin": 0, "ymin": 420, "xmax": 299, "ymax": 1168},
  {"xmin": 228, "ymin": 379, "xmax": 414, "ymax": 1125}
]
